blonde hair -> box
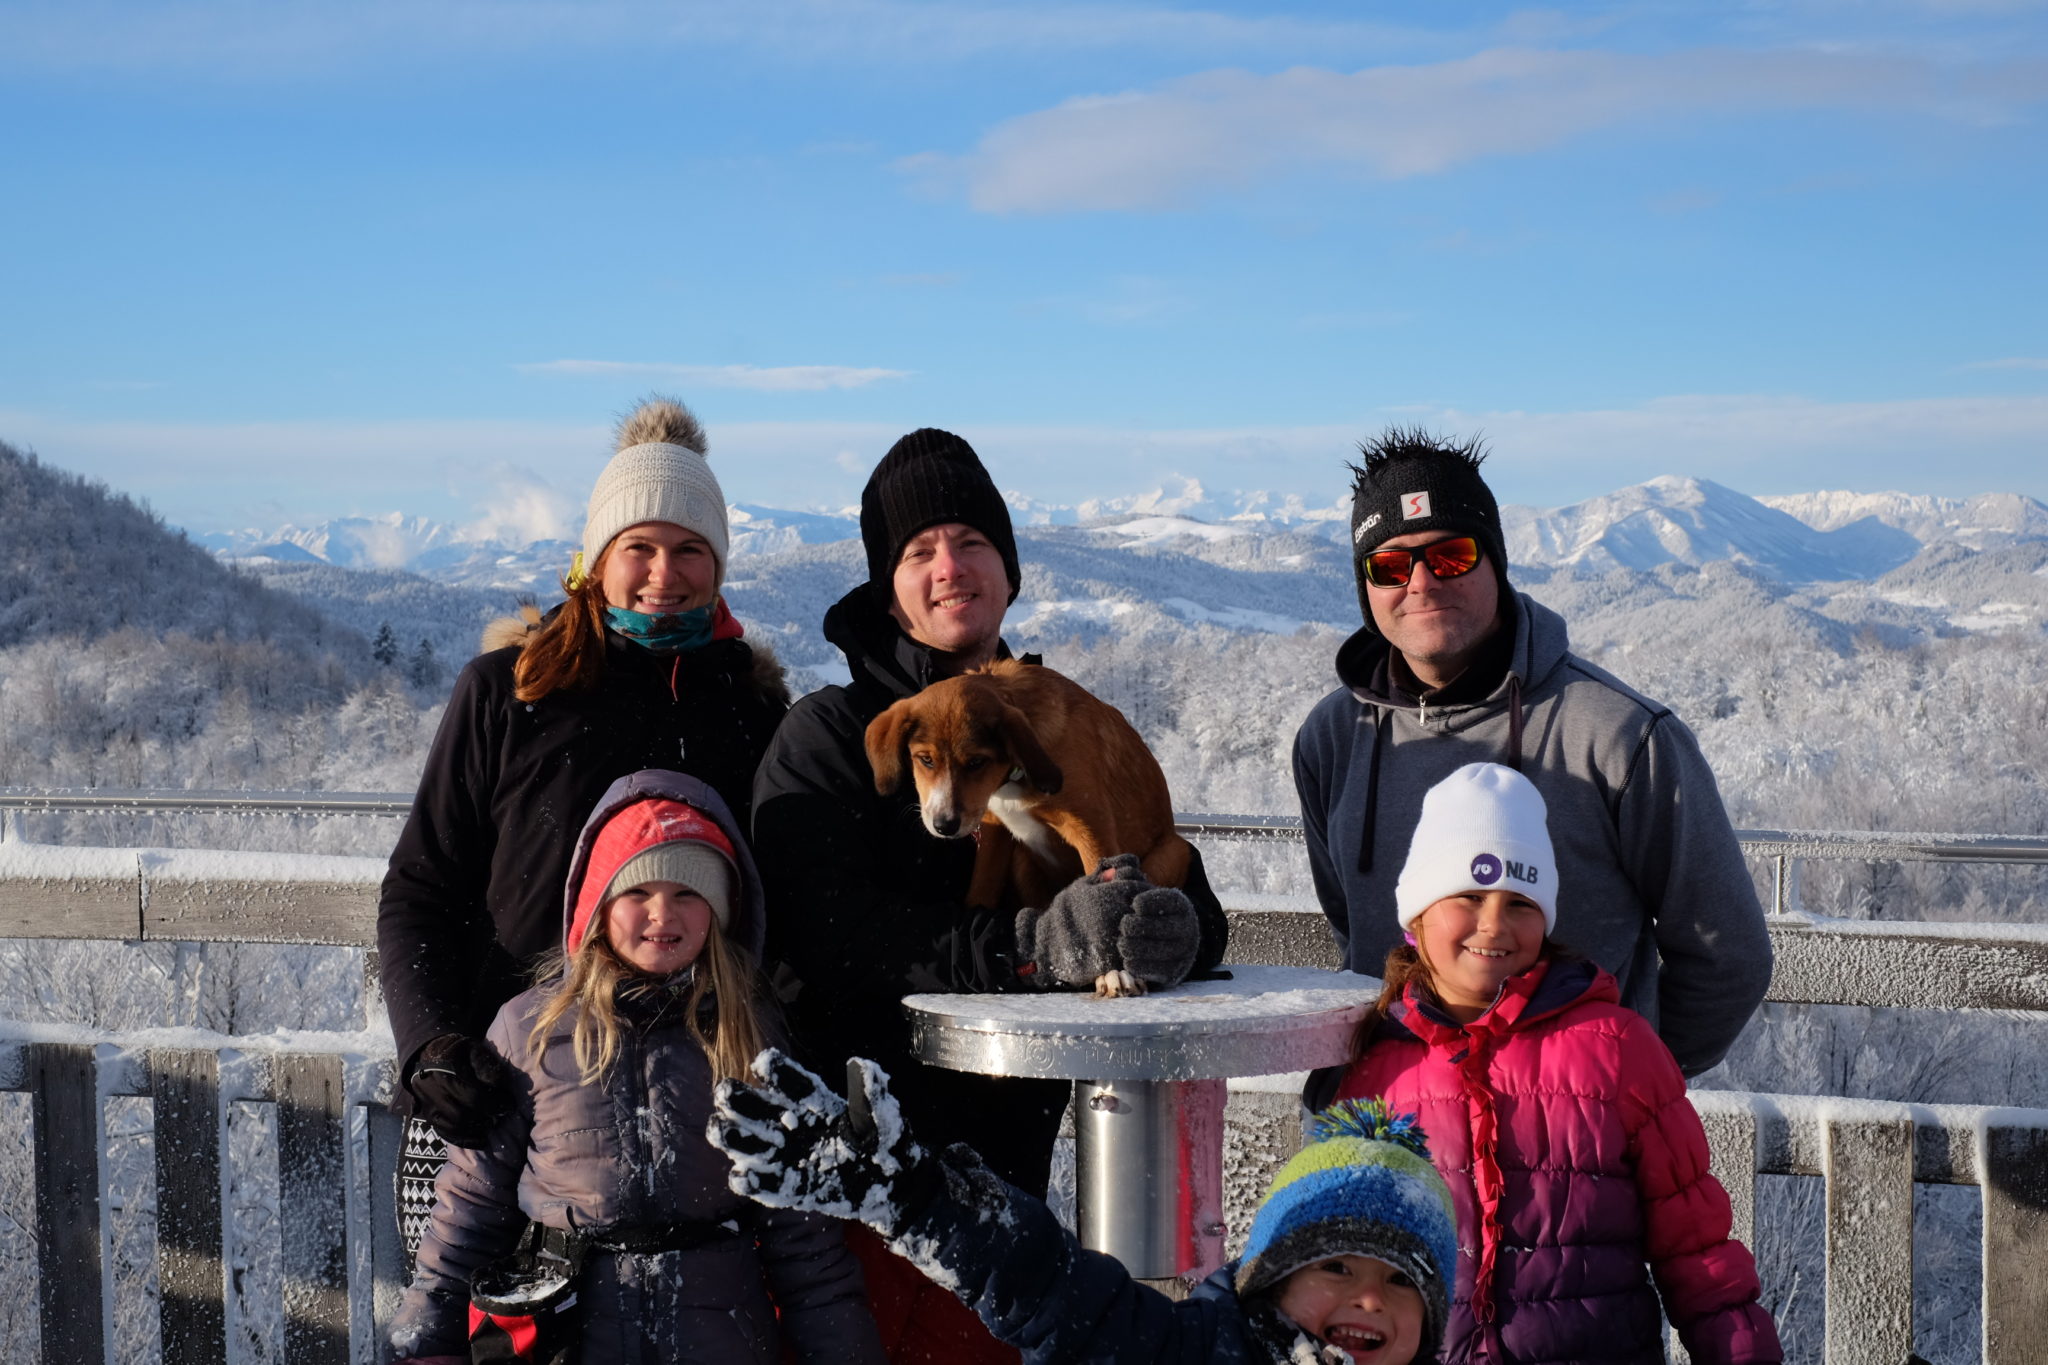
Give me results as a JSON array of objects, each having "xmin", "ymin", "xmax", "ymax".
[{"xmin": 527, "ymin": 903, "xmax": 767, "ymax": 1086}]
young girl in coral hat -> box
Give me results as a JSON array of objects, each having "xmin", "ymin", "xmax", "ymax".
[{"xmin": 391, "ymin": 770, "xmax": 882, "ymax": 1365}]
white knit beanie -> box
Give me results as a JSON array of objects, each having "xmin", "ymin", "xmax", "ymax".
[
  {"xmin": 582, "ymin": 397, "xmax": 729, "ymax": 592},
  {"xmin": 1394, "ymin": 763, "xmax": 1557, "ymax": 932}
]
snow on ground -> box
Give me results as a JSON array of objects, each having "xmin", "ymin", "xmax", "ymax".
[
  {"xmin": 904, "ymin": 963, "xmax": 1376, "ymax": 1028},
  {"xmin": 1008, "ymin": 597, "xmax": 1141, "ymax": 629},
  {"xmin": 1106, "ymin": 516, "xmax": 1248, "ymax": 547},
  {"xmin": 1160, "ymin": 597, "xmax": 1306, "ymax": 633},
  {"xmin": 1947, "ymin": 602, "xmax": 2037, "ymax": 634}
]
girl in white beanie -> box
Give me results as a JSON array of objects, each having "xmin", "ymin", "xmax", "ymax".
[
  {"xmin": 1324, "ymin": 763, "xmax": 1781, "ymax": 1365},
  {"xmin": 378, "ymin": 396, "xmax": 789, "ymax": 1265}
]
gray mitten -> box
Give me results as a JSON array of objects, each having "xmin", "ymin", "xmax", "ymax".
[
  {"xmin": 1015, "ymin": 853, "xmax": 1199, "ymax": 993},
  {"xmin": 1117, "ymin": 883, "xmax": 1200, "ymax": 989},
  {"xmin": 707, "ymin": 1049, "xmax": 937, "ymax": 1235}
]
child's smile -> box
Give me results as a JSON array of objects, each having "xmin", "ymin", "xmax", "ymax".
[
  {"xmin": 606, "ymin": 881, "xmax": 712, "ymax": 975},
  {"xmin": 1274, "ymin": 1254, "xmax": 1424, "ymax": 1365},
  {"xmin": 1413, "ymin": 889, "xmax": 1546, "ymax": 1022}
]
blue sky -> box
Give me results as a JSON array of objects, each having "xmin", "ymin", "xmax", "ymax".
[{"xmin": 2, "ymin": 0, "xmax": 2044, "ymax": 541}]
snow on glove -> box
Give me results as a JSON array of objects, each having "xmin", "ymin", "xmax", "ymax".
[
  {"xmin": 1116, "ymin": 883, "xmax": 1201, "ymax": 989},
  {"xmin": 406, "ymin": 1032, "xmax": 511, "ymax": 1150},
  {"xmin": 708, "ymin": 1049, "xmax": 937, "ymax": 1235}
]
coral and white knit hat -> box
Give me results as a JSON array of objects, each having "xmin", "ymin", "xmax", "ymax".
[
  {"xmin": 581, "ymin": 396, "xmax": 729, "ymax": 592},
  {"xmin": 1236, "ymin": 1099, "xmax": 1458, "ymax": 1352},
  {"xmin": 1394, "ymin": 762, "xmax": 1558, "ymax": 932},
  {"xmin": 567, "ymin": 798, "xmax": 739, "ymax": 953}
]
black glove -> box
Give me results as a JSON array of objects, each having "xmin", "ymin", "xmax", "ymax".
[
  {"xmin": 406, "ymin": 1033, "xmax": 511, "ymax": 1149},
  {"xmin": 707, "ymin": 1050, "xmax": 937, "ymax": 1235},
  {"xmin": 1015, "ymin": 854, "xmax": 1200, "ymax": 992}
]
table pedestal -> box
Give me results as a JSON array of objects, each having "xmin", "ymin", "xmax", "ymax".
[{"xmin": 1074, "ymin": 1077, "xmax": 1226, "ymax": 1283}]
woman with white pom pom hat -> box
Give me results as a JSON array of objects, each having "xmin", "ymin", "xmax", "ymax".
[{"xmin": 377, "ymin": 396, "xmax": 789, "ymax": 1259}]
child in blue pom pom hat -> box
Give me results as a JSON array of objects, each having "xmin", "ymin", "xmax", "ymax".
[{"xmin": 708, "ymin": 1047, "xmax": 1459, "ymax": 1365}]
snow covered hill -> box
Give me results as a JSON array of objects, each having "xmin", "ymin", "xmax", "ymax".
[
  {"xmin": 1759, "ymin": 490, "xmax": 2048, "ymax": 549},
  {"xmin": 1502, "ymin": 476, "xmax": 1924, "ymax": 580}
]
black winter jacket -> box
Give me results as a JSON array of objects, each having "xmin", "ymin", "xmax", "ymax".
[
  {"xmin": 379, "ymin": 624, "xmax": 787, "ymax": 1081},
  {"xmin": 750, "ymin": 587, "xmax": 1226, "ymax": 1197},
  {"xmin": 884, "ymin": 1146, "xmax": 1391, "ymax": 1365}
]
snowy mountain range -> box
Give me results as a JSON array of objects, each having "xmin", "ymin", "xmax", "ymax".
[{"xmin": 201, "ymin": 476, "xmax": 2047, "ymax": 588}]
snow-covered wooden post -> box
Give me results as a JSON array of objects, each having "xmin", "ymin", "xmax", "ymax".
[
  {"xmin": 278, "ymin": 1054, "xmax": 350, "ymax": 1362},
  {"xmin": 1982, "ymin": 1118, "xmax": 2048, "ymax": 1364},
  {"xmin": 151, "ymin": 1048, "xmax": 227, "ymax": 1363},
  {"xmin": 1824, "ymin": 1103, "xmax": 1916, "ymax": 1362},
  {"xmin": 29, "ymin": 1042, "xmax": 107, "ymax": 1359}
]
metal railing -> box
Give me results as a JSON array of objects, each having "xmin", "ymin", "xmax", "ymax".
[{"xmin": 2, "ymin": 795, "xmax": 2047, "ymax": 1361}]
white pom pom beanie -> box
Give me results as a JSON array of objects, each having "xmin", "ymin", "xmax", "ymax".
[
  {"xmin": 1394, "ymin": 763, "xmax": 1558, "ymax": 933},
  {"xmin": 582, "ymin": 397, "xmax": 729, "ymax": 592}
]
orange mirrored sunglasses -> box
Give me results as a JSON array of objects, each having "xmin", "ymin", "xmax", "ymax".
[{"xmin": 1361, "ymin": 534, "xmax": 1483, "ymax": 588}]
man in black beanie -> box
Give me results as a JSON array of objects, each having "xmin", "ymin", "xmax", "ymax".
[
  {"xmin": 752, "ymin": 427, "xmax": 1229, "ymax": 1175},
  {"xmin": 751, "ymin": 426, "xmax": 1230, "ymax": 1359},
  {"xmin": 1294, "ymin": 428, "xmax": 1773, "ymax": 1083}
]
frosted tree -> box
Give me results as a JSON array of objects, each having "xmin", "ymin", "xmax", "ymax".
[
  {"xmin": 371, "ymin": 622, "xmax": 399, "ymax": 668},
  {"xmin": 405, "ymin": 637, "xmax": 439, "ymax": 690}
]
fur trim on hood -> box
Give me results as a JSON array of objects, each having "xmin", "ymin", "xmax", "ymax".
[
  {"xmin": 614, "ymin": 396, "xmax": 706, "ymax": 455},
  {"xmin": 477, "ymin": 601, "xmax": 790, "ymax": 708},
  {"xmin": 481, "ymin": 601, "xmax": 546, "ymax": 654}
]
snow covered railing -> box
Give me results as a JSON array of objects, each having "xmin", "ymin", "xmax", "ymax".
[
  {"xmin": 4, "ymin": 810, "xmax": 2048, "ymax": 1360},
  {"xmin": 1684, "ymin": 1091, "xmax": 2048, "ymax": 1365},
  {"xmin": 0, "ymin": 1027, "xmax": 400, "ymax": 1364}
]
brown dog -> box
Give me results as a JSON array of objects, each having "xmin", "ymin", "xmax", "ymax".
[{"xmin": 864, "ymin": 658, "xmax": 1192, "ymax": 919}]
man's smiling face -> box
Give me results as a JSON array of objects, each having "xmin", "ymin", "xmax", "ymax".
[{"xmin": 888, "ymin": 521, "xmax": 1008, "ymax": 662}]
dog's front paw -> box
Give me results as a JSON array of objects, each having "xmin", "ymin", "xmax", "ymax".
[{"xmin": 1094, "ymin": 969, "xmax": 1147, "ymax": 999}]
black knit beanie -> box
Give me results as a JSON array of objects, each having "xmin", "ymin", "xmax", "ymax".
[
  {"xmin": 1348, "ymin": 430, "xmax": 1509, "ymax": 627},
  {"xmin": 861, "ymin": 428, "xmax": 1021, "ymax": 608}
]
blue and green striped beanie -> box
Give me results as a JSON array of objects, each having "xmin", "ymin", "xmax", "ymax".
[{"xmin": 1235, "ymin": 1099, "xmax": 1457, "ymax": 1350}]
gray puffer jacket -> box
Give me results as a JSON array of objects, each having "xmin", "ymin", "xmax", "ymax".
[
  {"xmin": 390, "ymin": 771, "xmax": 885, "ymax": 1364},
  {"xmin": 1292, "ymin": 591, "xmax": 1773, "ymax": 1078}
]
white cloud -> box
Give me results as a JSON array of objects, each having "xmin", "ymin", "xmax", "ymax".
[
  {"xmin": 463, "ymin": 466, "xmax": 580, "ymax": 546},
  {"xmin": 921, "ymin": 48, "xmax": 2044, "ymax": 213},
  {"xmin": 520, "ymin": 360, "xmax": 911, "ymax": 391}
]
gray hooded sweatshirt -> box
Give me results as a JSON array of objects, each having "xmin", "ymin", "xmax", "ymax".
[
  {"xmin": 391, "ymin": 770, "xmax": 885, "ymax": 1364},
  {"xmin": 1292, "ymin": 591, "xmax": 1772, "ymax": 1077}
]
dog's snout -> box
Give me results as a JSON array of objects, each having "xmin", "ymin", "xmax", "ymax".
[{"xmin": 931, "ymin": 812, "xmax": 962, "ymax": 837}]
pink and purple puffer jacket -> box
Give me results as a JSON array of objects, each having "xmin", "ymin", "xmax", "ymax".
[{"xmin": 1338, "ymin": 957, "xmax": 1782, "ymax": 1365}]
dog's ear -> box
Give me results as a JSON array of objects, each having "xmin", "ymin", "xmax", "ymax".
[
  {"xmin": 864, "ymin": 703, "xmax": 917, "ymax": 794},
  {"xmin": 997, "ymin": 703, "xmax": 1063, "ymax": 795}
]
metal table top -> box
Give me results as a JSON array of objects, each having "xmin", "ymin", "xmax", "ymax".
[{"xmin": 902, "ymin": 963, "xmax": 1380, "ymax": 1082}]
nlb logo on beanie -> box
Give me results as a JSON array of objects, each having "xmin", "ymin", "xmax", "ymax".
[{"xmin": 1395, "ymin": 763, "xmax": 1558, "ymax": 932}]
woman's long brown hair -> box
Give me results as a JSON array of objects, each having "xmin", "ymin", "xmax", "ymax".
[{"xmin": 511, "ymin": 574, "xmax": 611, "ymax": 702}]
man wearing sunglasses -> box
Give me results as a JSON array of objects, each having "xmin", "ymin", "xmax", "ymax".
[{"xmin": 1292, "ymin": 428, "xmax": 1772, "ymax": 1079}]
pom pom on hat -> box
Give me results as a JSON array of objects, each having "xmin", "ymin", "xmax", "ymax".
[
  {"xmin": 1394, "ymin": 762, "xmax": 1557, "ymax": 932},
  {"xmin": 581, "ymin": 396, "xmax": 729, "ymax": 594},
  {"xmin": 1236, "ymin": 1098, "xmax": 1458, "ymax": 1352}
]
